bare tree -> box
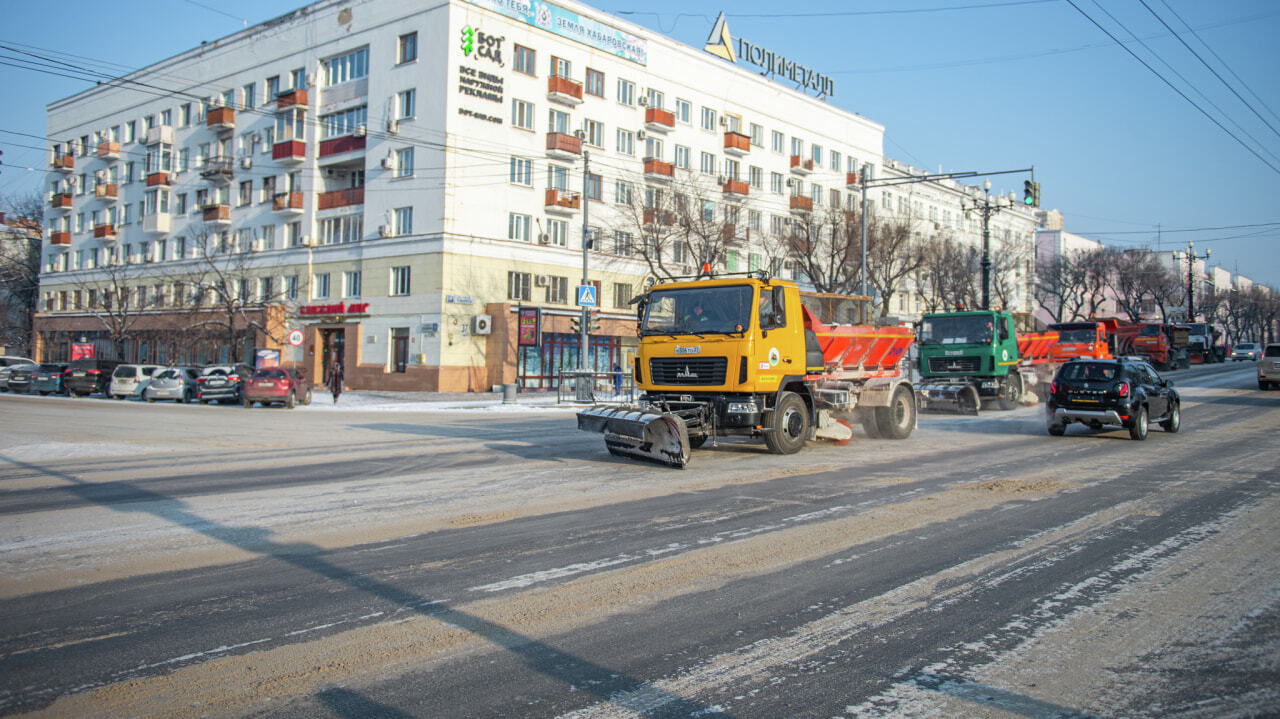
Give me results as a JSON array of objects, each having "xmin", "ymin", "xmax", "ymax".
[
  {"xmin": 0, "ymin": 191, "xmax": 44, "ymax": 355},
  {"xmin": 915, "ymin": 236, "xmax": 981, "ymax": 312},
  {"xmin": 988, "ymin": 232, "xmax": 1033, "ymax": 314},
  {"xmin": 185, "ymin": 224, "xmax": 291, "ymax": 362},
  {"xmin": 68, "ymin": 247, "xmax": 151, "ymax": 360},
  {"xmin": 865, "ymin": 213, "xmax": 924, "ymax": 318}
]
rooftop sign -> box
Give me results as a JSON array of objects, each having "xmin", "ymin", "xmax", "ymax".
[
  {"xmin": 466, "ymin": 0, "xmax": 647, "ymax": 65},
  {"xmin": 703, "ymin": 11, "xmax": 834, "ymax": 98}
]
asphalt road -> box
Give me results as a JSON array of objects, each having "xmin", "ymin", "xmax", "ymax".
[{"xmin": 0, "ymin": 362, "xmax": 1276, "ymax": 718}]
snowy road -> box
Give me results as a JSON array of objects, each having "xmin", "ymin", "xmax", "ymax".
[{"xmin": 0, "ymin": 362, "xmax": 1276, "ymax": 718}]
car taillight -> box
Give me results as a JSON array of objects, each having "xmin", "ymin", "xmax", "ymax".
[
  {"xmin": 1050, "ymin": 380, "xmax": 1058, "ymax": 395},
  {"xmin": 1117, "ymin": 381, "xmax": 1130, "ymax": 397},
  {"xmin": 197, "ymin": 377, "xmax": 207, "ymax": 384},
  {"xmin": 228, "ymin": 375, "xmax": 239, "ymax": 383},
  {"xmin": 88, "ymin": 369, "xmax": 100, "ymax": 375}
]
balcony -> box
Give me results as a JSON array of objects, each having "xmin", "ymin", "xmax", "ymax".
[
  {"xmin": 722, "ymin": 178, "xmax": 749, "ymax": 199},
  {"xmin": 146, "ymin": 171, "xmax": 171, "ymax": 187},
  {"xmin": 49, "ymin": 231, "xmax": 71, "ymax": 246},
  {"xmin": 51, "ymin": 155, "xmax": 74, "ymax": 172},
  {"xmin": 643, "ymin": 158, "xmax": 674, "ymax": 183},
  {"xmin": 721, "ymin": 224, "xmax": 748, "ymax": 246},
  {"xmin": 94, "ymin": 183, "xmax": 119, "ymax": 201},
  {"xmin": 143, "ymin": 213, "xmax": 171, "ymax": 235},
  {"xmin": 846, "ymin": 172, "xmax": 861, "ymax": 189},
  {"xmin": 546, "ymin": 75, "xmax": 584, "ymax": 106},
  {"xmin": 201, "ymin": 203, "xmax": 231, "ymax": 226},
  {"xmin": 318, "ymin": 186, "xmax": 365, "ymax": 210},
  {"xmin": 790, "ymin": 195, "xmax": 814, "ymax": 214},
  {"xmin": 273, "ymin": 191, "xmax": 304, "ymax": 215},
  {"xmin": 643, "ymin": 208, "xmax": 675, "ymax": 227},
  {"xmin": 145, "ymin": 125, "xmax": 174, "ymax": 146},
  {"xmin": 97, "ymin": 141, "xmax": 121, "ymax": 160},
  {"xmin": 49, "ymin": 193, "xmax": 73, "ymax": 211},
  {"xmin": 276, "ymin": 88, "xmax": 308, "ymax": 110},
  {"xmin": 644, "ymin": 107, "xmax": 675, "ymax": 133},
  {"xmin": 545, "ymin": 132, "xmax": 582, "ymax": 161},
  {"xmin": 790, "ymin": 155, "xmax": 813, "ymax": 175},
  {"xmin": 544, "ymin": 188, "xmax": 581, "ymax": 215},
  {"xmin": 723, "ymin": 131, "xmax": 751, "ymax": 157},
  {"xmin": 318, "ymin": 135, "xmax": 366, "ymax": 158},
  {"xmin": 200, "ymin": 156, "xmax": 235, "ymax": 184},
  {"xmin": 94, "ymin": 224, "xmax": 117, "ymax": 242},
  {"xmin": 207, "ymin": 106, "xmax": 236, "ymax": 131},
  {"xmin": 273, "ymin": 140, "xmax": 307, "ymax": 163}
]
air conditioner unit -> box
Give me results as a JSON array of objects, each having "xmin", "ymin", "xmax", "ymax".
[
  {"xmin": 209, "ymin": 95, "xmax": 223, "ymax": 108},
  {"xmin": 380, "ymin": 155, "xmax": 395, "ymax": 170},
  {"xmin": 534, "ymin": 274, "xmax": 551, "ymax": 287},
  {"xmin": 353, "ymin": 124, "xmax": 366, "ymax": 137},
  {"xmin": 638, "ymin": 96, "xmax": 649, "ymax": 107},
  {"xmin": 537, "ymin": 233, "xmax": 550, "ymax": 245},
  {"xmin": 785, "ymin": 177, "xmax": 797, "ymax": 188},
  {"xmin": 379, "ymin": 224, "xmax": 392, "ymax": 237},
  {"xmin": 251, "ymin": 239, "xmax": 265, "ymax": 252},
  {"xmin": 717, "ymin": 175, "xmax": 727, "ymax": 185},
  {"xmin": 719, "ymin": 116, "xmax": 728, "ymax": 128},
  {"xmin": 300, "ymin": 236, "xmax": 315, "ymax": 247},
  {"xmin": 386, "ymin": 119, "xmax": 400, "ymax": 134},
  {"xmin": 472, "ymin": 314, "xmax": 493, "ymax": 335},
  {"xmin": 240, "ymin": 157, "xmax": 252, "ymax": 170},
  {"xmin": 305, "ymin": 73, "xmax": 316, "ymax": 88},
  {"xmin": 636, "ymin": 130, "xmax": 646, "ymax": 141}
]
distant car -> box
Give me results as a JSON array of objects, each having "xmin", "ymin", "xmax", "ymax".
[
  {"xmin": 143, "ymin": 366, "xmax": 201, "ymax": 403},
  {"xmin": 5, "ymin": 364, "xmax": 38, "ymax": 394},
  {"xmin": 196, "ymin": 364, "xmax": 254, "ymax": 404},
  {"xmin": 0, "ymin": 355, "xmax": 35, "ymax": 368},
  {"xmin": 1231, "ymin": 342, "xmax": 1261, "ymax": 361},
  {"xmin": 64, "ymin": 359, "xmax": 123, "ymax": 397},
  {"xmin": 0, "ymin": 362, "xmax": 36, "ymax": 392},
  {"xmin": 109, "ymin": 364, "xmax": 162, "ymax": 400},
  {"xmin": 31, "ymin": 363, "xmax": 70, "ymax": 396},
  {"xmin": 243, "ymin": 367, "xmax": 312, "ymax": 409},
  {"xmin": 1259, "ymin": 344, "xmax": 1280, "ymax": 390},
  {"xmin": 1046, "ymin": 357, "xmax": 1180, "ymax": 440}
]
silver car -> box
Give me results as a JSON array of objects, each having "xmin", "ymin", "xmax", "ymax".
[
  {"xmin": 143, "ymin": 366, "xmax": 201, "ymax": 403},
  {"xmin": 1231, "ymin": 342, "xmax": 1261, "ymax": 361},
  {"xmin": 109, "ymin": 364, "xmax": 162, "ymax": 400}
]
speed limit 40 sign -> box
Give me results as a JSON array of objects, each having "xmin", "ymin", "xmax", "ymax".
[{"xmin": 287, "ymin": 329, "xmax": 305, "ymax": 347}]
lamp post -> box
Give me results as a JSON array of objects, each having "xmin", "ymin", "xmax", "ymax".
[
  {"xmin": 960, "ymin": 180, "xmax": 1015, "ymax": 310},
  {"xmin": 574, "ymin": 130, "xmax": 592, "ymax": 400},
  {"xmin": 1185, "ymin": 241, "xmax": 1210, "ymax": 321}
]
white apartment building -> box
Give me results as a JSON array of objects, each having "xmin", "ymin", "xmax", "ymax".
[{"xmin": 36, "ymin": 0, "xmax": 891, "ymax": 391}]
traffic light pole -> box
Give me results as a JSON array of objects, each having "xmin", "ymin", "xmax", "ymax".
[
  {"xmin": 961, "ymin": 181, "xmax": 1016, "ymax": 310},
  {"xmin": 1185, "ymin": 241, "xmax": 1210, "ymax": 321}
]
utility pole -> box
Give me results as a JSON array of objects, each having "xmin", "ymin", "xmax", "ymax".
[
  {"xmin": 960, "ymin": 180, "xmax": 1016, "ymax": 310},
  {"xmin": 859, "ymin": 164, "xmax": 869, "ymax": 297},
  {"xmin": 576, "ymin": 130, "xmax": 591, "ymax": 376},
  {"xmin": 1185, "ymin": 240, "xmax": 1210, "ymax": 321}
]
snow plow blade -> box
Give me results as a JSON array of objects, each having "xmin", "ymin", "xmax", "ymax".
[
  {"xmin": 577, "ymin": 406, "xmax": 691, "ymax": 469},
  {"xmin": 917, "ymin": 383, "xmax": 980, "ymax": 415}
]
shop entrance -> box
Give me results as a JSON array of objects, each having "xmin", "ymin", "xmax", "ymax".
[{"xmin": 321, "ymin": 328, "xmax": 346, "ymax": 379}]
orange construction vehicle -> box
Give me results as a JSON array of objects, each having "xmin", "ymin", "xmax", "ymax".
[{"xmin": 1048, "ymin": 320, "xmax": 1117, "ymax": 363}]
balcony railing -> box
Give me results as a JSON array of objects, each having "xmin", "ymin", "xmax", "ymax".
[
  {"xmin": 846, "ymin": 172, "xmax": 861, "ymax": 188},
  {"xmin": 318, "ymin": 135, "xmax": 367, "ymax": 158},
  {"xmin": 545, "ymin": 188, "xmax": 582, "ymax": 213},
  {"xmin": 790, "ymin": 155, "xmax": 814, "ymax": 174},
  {"xmin": 96, "ymin": 141, "xmax": 120, "ymax": 160},
  {"xmin": 545, "ymin": 132, "xmax": 582, "ymax": 160},
  {"xmin": 94, "ymin": 183, "xmax": 119, "ymax": 201},
  {"xmin": 722, "ymin": 179, "xmax": 749, "ymax": 197},
  {"xmin": 644, "ymin": 107, "xmax": 675, "ymax": 133},
  {"xmin": 643, "ymin": 208, "xmax": 676, "ymax": 227},
  {"xmin": 723, "ymin": 131, "xmax": 751, "ymax": 156},
  {"xmin": 200, "ymin": 157, "xmax": 235, "ymax": 183},
  {"xmin": 143, "ymin": 213, "xmax": 171, "ymax": 235},
  {"xmin": 93, "ymin": 224, "xmax": 117, "ymax": 241},
  {"xmin": 273, "ymin": 140, "xmax": 306, "ymax": 163},
  {"xmin": 49, "ymin": 193, "xmax": 73, "ymax": 210},
  {"xmin": 790, "ymin": 195, "xmax": 814, "ymax": 213},
  {"xmin": 51, "ymin": 155, "xmax": 74, "ymax": 172},
  {"xmin": 318, "ymin": 186, "xmax": 365, "ymax": 210},
  {"xmin": 273, "ymin": 192, "xmax": 304, "ymax": 213},
  {"xmin": 276, "ymin": 88, "xmax": 308, "ymax": 110},
  {"xmin": 207, "ymin": 106, "xmax": 236, "ymax": 131},
  {"xmin": 547, "ymin": 75, "xmax": 584, "ymax": 106},
  {"xmin": 643, "ymin": 158, "xmax": 674, "ymax": 181},
  {"xmin": 201, "ymin": 204, "xmax": 231, "ymax": 224},
  {"xmin": 146, "ymin": 171, "xmax": 171, "ymax": 187},
  {"xmin": 50, "ymin": 231, "xmax": 71, "ymax": 246}
]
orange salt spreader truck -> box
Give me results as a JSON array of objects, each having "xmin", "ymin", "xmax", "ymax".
[{"xmin": 576, "ymin": 273, "xmax": 917, "ymax": 468}]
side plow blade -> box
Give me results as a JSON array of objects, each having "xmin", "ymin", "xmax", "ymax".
[
  {"xmin": 577, "ymin": 406, "xmax": 692, "ymax": 469},
  {"xmin": 917, "ymin": 383, "xmax": 980, "ymax": 415}
]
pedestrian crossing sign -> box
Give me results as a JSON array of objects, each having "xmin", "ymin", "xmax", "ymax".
[{"xmin": 577, "ymin": 284, "xmax": 597, "ymax": 307}]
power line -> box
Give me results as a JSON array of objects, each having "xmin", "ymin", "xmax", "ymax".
[{"xmin": 1071, "ymin": 221, "xmax": 1280, "ymax": 235}]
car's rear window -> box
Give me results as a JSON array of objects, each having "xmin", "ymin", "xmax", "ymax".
[
  {"xmin": 38, "ymin": 364, "xmax": 63, "ymax": 371},
  {"xmin": 155, "ymin": 369, "xmax": 179, "ymax": 379},
  {"xmin": 113, "ymin": 366, "xmax": 136, "ymax": 378},
  {"xmin": 1060, "ymin": 362, "xmax": 1119, "ymax": 381},
  {"xmin": 203, "ymin": 368, "xmax": 229, "ymax": 376},
  {"xmin": 253, "ymin": 369, "xmax": 287, "ymax": 379},
  {"xmin": 1266, "ymin": 345, "xmax": 1280, "ymax": 358}
]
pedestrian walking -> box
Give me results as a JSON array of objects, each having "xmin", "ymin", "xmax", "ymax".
[{"xmin": 326, "ymin": 360, "xmax": 344, "ymax": 403}]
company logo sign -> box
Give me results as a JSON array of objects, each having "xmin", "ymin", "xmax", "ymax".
[
  {"xmin": 703, "ymin": 11, "xmax": 835, "ymax": 97},
  {"xmin": 464, "ymin": 0, "xmax": 647, "ymax": 65},
  {"xmin": 461, "ymin": 25, "xmax": 505, "ymax": 66}
]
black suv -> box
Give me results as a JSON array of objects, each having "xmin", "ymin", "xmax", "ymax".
[
  {"xmin": 196, "ymin": 364, "xmax": 255, "ymax": 404},
  {"xmin": 65, "ymin": 358, "xmax": 123, "ymax": 397},
  {"xmin": 1046, "ymin": 358, "xmax": 1180, "ymax": 440}
]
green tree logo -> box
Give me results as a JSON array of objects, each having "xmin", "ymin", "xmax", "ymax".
[{"xmin": 461, "ymin": 26, "xmax": 475, "ymax": 56}]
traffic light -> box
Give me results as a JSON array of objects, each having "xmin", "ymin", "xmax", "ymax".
[
  {"xmin": 1023, "ymin": 180, "xmax": 1041, "ymax": 207},
  {"xmin": 588, "ymin": 309, "xmax": 601, "ymax": 333},
  {"xmin": 570, "ymin": 315, "xmax": 582, "ymax": 334}
]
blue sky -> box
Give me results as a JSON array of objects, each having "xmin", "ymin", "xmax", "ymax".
[{"xmin": 2, "ymin": 0, "xmax": 1278, "ymax": 286}]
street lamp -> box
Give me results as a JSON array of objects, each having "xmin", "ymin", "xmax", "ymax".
[
  {"xmin": 1185, "ymin": 240, "xmax": 1210, "ymax": 321},
  {"xmin": 961, "ymin": 180, "xmax": 1016, "ymax": 310}
]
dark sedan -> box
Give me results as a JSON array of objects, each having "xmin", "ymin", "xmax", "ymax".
[
  {"xmin": 5, "ymin": 365, "xmax": 37, "ymax": 394},
  {"xmin": 31, "ymin": 363, "xmax": 70, "ymax": 396},
  {"xmin": 1046, "ymin": 358, "xmax": 1180, "ymax": 440}
]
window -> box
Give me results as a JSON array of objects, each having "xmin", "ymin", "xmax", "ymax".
[
  {"xmin": 508, "ymin": 212, "xmax": 531, "ymax": 242},
  {"xmin": 319, "ymin": 215, "xmax": 363, "ymax": 244},
  {"xmin": 546, "ymin": 276, "xmax": 569, "ymax": 304},
  {"xmin": 260, "ymin": 225, "xmax": 276, "ymax": 250},
  {"xmin": 700, "ymin": 106, "xmax": 716, "ymax": 131},
  {"xmin": 674, "ymin": 145, "xmax": 691, "ymax": 170},
  {"xmin": 749, "ymin": 166, "xmax": 763, "ymax": 189},
  {"xmin": 291, "ymin": 67, "xmax": 306, "ymax": 89},
  {"xmin": 395, "ymin": 147, "xmax": 414, "ymax": 178},
  {"xmin": 550, "ymin": 56, "xmax": 570, "ymax": 77},
  {"xmin": 398, "ymin": 32, "xmax": 418, "ymax": 64},
  {"xmin": 514, "ymin": 44, "xmax": 535, "ymax": 75},
  {"xmin": 343, "ymin": 271, "xmax": 362, "ymax": 298},
  {"xmin": 510, "ymin": 156, "xmax": 532, "ymax": 186},
  {"xmin": 700, "ymin": 152, "xmax": 715, "ymax": 175},
  {"xmin": 258, "ymin": 277, "xmax": 273, "ymax": 302},
  {"xmin": 613, "ymin": 230, "xmax": 633, "ymax": 255},
  {"xmin": 312, "ymin": 272, "xmax": 331, "ymax": 300},
  {"xmin": 644, "ymin": 137, "xmax": 663, "ymax": 161},
  {"xmin": 831, "ymin": 150, "xmax": 841, "ymax": 172},
  {"xmin": 617, "ymin": 78, "xmax": 635, "ymax": 106},
  {"xmin": 179, "ymin": 103, "xmax": 193, "ymax": 127},
  {"xmin": 585, "ymin": 68, "xmax": 604, "ymax": 97},
  {"xmin": 585, "ymin": 172, "xmax": 602, "ymax": 201},
  {"xmin": 616, "ymin": 128, "xmax": 634, "ymax": 155},
  {"xmin": 724, "ymin": 158, "xmax": 740, "ymax": 181},
  {"xmin": 389, "ymin": 266, "xmax": 409, "ymax": 294},
  {"xmin": 320, "ymin": 105, "xmax": 368, "ymax": 138},
  {"xmin": 508, "ymin": 271, "xmax": 532, "ymax": 301},
  {"xmin": 812, "ymin": 143, "xmax": 823, "ymax": 166},
  {"xmin": 548, "ymin": 108, "xmax": 569, "ymax": 134},
  {"xmin": 394, "ymin": 207, "xmax": 413, "ymax": 236},
  {"xmin": 791, "ymin": 136, "xmax": 803, "ymax": 157},
  {"xmin": 675, "ymin": 98, "xmax": 691, "ymax": 124},
  {"xmin": 613, "ymin": 282, "xmax": 632, "ymax": 308},
  {"xmin": 322, "ymin": 47, "xmax": 369, "ymax": 87},
  {"xmin": 398, "ymin": 89, "xmax": 416, "ymax": 119},
  {"xmin": 615, "ymin": 180, "xmax": 633, "ymax": 205},
  {"xmin": 286, "ymin": 275, "xmax": 299, "ymax": 300},
  {"xmin": 547, "ymin": 164, "xmax": 568, "ymax": 191},
  {"xmin": 583, "ymin": 119, "xmax": 603, "ymax": 147},
  {"xmin": 547, "ymin": 218, "xmax": 567, "ymax": 247},
  {"xmin": 242, "ymin": 83, "xmax": 256, "ymax": 109},
  {"xmin": 647, "ymin": 88, "xmax": 664, "ymax": 109},
  {"xmin": 266, "ymin": 75, "xmax": 280, "ymax": 98},
  {"xmin": 512, "ymin": 99, "xmax": 534, "ymax": 130},
  {"xmin": 749, "ymin": 123, "xmax": 764, "ymax": 147},
  {"xmin": 238, "ymin": 180, "xmax": 252, "ymax": 207}
]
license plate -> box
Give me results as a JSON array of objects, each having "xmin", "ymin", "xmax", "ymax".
[
  {"xmin": 208, "ymin": 379, "xmax": 226, "ymax": 386},
  {"xmin": 256, "ymin": 381, "xmax": 274, "ymax": 388},
  {"xmin": 1071, "ymin": 396, "xmax": 1099, "ymax": 403}
]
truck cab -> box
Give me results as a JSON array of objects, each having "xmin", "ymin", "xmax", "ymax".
[{"xmin": 917, "ymin": 310, "xmax": 1024, "ymax": 411}]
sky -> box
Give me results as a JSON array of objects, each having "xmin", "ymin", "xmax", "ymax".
[{"xmin": 2, "ymin": 0, "xmax": 1278, "ymax": 286}]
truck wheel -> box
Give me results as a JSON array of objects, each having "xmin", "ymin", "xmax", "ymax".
[
  {"xmin": 958, "ymin": 385, "xmax": 980, "ymax": 416},
  {"xmin": 860, "ymin": 415, "xmax": 883, "ymax": 439},
  {"xmin": 875, "ymin": 386, "xmax": 915, "ymax": 439},
  {"xmin": 995, "ymin": 373, "xmax": 1022, "ymax": 411},
  {"xmin": 764, "ymin": 391, "xmax": 808, "ymax": 455},
  {"xmin": 1160, "ymin": 402, "xmax": 1181, "ymax": 433},
  {"xmin": 688, "ymin": 435, "xmax": 708, "ymax": 449},
  {"xmin": 1128, "ymin": 406, "xmax": 1149, "ymax": 441}
]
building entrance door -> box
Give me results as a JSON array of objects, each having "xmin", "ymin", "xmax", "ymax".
[
  {"xmin": 392, "ymin": 328, "xmax": 409, "ymax": 373},
  {"xmin": 321, "ymin": 328, "xmax": 346, "ymax": 379}
]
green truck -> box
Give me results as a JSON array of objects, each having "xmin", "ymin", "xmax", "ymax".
[{"xmin": 915, "ymin": 310, "xmax": 1038, "ymax": 414}]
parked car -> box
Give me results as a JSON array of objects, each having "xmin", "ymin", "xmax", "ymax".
[
  {"xmin": 243, "ymin": 367, "xmax": 312, "ymax": 409},
  {"xmin": 0, "ymin": 361, "xmax": 36, "ymax": 392},
  {"xmin": 143, "ymin": 366, "xmax": 201, "ymax": 403},
  {"xmin": 1046, "ymin": 357, "xmax": 1180, "ymax": 440},
  {"xmin": 31, "ymin": 363, "xmax": 70, "ymax": 396},
  {"xmin": 5, "ymin": 364, "xmax": 38, "ymax": 394},
  {"xmin": 1231, "ymin": 342, "xmax": 1261, "ymax": 361},
  {"xmin": 1259, "ymin": 343, "xmax": 1280, "ymax": 390},
  {"xmin": 196, "ymin": 364, "xmax": 254, "ymax": 404},
  {"xmin": 0, "ymin": 355, "xmax": 35, "ymax": 368},
  {"xmin": 64, "ymin": 358, "xmax": 123, "ymax": 397},
  {"xmin": 109, "ymin": 364, "xmax": 162, "ymax": 400}
]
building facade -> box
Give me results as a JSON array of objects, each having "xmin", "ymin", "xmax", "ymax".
[{"xmin": 37, "ymin": 0, "xmax": 890, "ymax": 390}]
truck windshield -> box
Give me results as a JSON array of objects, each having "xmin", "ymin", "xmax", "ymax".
[
  {"xmin": 1055, "ymin": 328, "xmax": 1095, "ymax": 343},
  {"xmin": 918, "ymin": 315, "xmax": 995, "ymax": 345},
  {"xmin": 642, "ymin": 285, "xmax": 754, "ymax": 335}
]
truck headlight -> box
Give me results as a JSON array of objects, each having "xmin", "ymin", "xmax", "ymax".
[{"xmin": 727, "ymin": 400, "xmax": 757, "ymax": 414}]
